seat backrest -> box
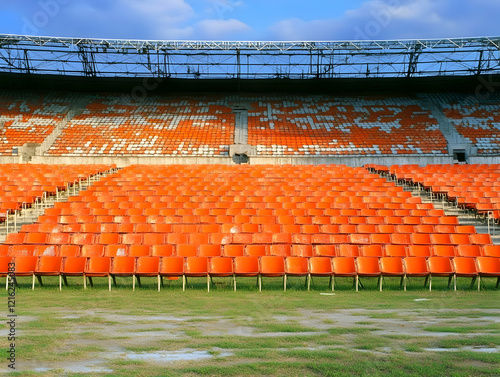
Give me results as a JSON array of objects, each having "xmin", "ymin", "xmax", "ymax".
[
  {"xmin": 428, "ymin": 256, "xmax": 454, "ymax": 274},
  {"xmin": 380, "ymin": 257, "xmax": 404, "ymax": 274},
  {"xmin": 453, "ymin": 257, "xmax": 478, "ymax": 275}
]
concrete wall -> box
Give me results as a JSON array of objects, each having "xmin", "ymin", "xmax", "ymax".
[
  {"xmin": 0, "ymin": 156, "xmax": 25, "ymax": 164},
  {"xmin": 468, "ymin": 156, "xmax": 500, "ymax": 164},
  {"xmin": 14, "ymin": 154, "xmax": 456, "ymax": 167},
  {"xmin": 30, "ymin": 155, "xmax": 233, "ymax": 167}
]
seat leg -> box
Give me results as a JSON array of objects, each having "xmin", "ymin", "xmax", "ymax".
[
  {"xmin": 496, "ymin": 277, "xmax": 500, "ymax": 289},
  {"xmin": 5, "ymin": 275, "xmax": 8, "ymax": 291},
  {"xmin": 157, "ymin": 275, "xmax": 161, "ymax": 292},
  {"xmin": 478, "ymin": 275, "xmax": 481, "ymax": 292},
  {"xmin": 63, "ymin": 275, "xmax": 68, "ymax": 287},
  {"xmin": 356, "ymin": 275, "xmax": 359, "ymax": 292},
  {"xmin": 331, "ymin": 276, "xmax": 334, "ymax": 291},
  {"xmin": 454, "ymin": 274, "xmax": 457, "ymax": 291},
  {"xmin": 258, "ymin": 275, "xmax": 262, "ymax": 292},
  {"xmin": 379, "ymin": 276, "xmax": 383, "ymax": 292},
  {"xmin": 403, "ymin": 275, "xmax": 407, "ymax": 292},
  {"xmin": 424, "ymin": 275, "xmax": 429, "ymax": 288},
  {"xmin": 308, "ymin": 275, "xmax": 312, "ymax": 291},
  {"xmin": 447, "ymin": 275, "xmax": 453, "ymax": 289},
  {"xmin": 84, "ymin": 274, "xmax": 87, "ymax": 289},
  {"xmin": 37, "ymin": 275, "xmax": 43, "ymax": 287},
  {"xmin": 233, "ymin": 274, "xmax": 236, "ymax": 292},
  {"xmin": 284, "ymin": 274, "xmax": 287, "ymax": 292},
  {"xmin": 470, "ymin": 277, "xmax": 476, "ymax": 289},
  {"xmin": 136, "ymin": 276, "xmax": 141, "ymax": 287},
  {"xmin": 108, "ymin": 275, "xmax": 111, "ymax": 292},
  {"xmin": 32, "ymin": 274, "xmax": 35, "ymax": 291},
  {"xmin": 59, "ymin": 275, "xmax": 62, "ymax": 291},
  {"xmin": 182, "ymin": 275, "xmax": 186, "ymax": 291},
  {"xmin": 429, "ymin": 275, "xmax": 432, "ymax": 291},
  {"xmin": 207, "ymin": 275, "xmax": 210, "ymax": 292},
  {"xmin": 133, "ymin": 275, "xmax": 136, "ymax": 292},
  {"xmin": 112, "ymin": 275, "xmax": 117, "ymax": 287}
]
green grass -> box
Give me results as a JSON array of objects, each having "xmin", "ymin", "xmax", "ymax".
[{"xmin": 2, "ymin": 280, "xmax": 500, "ymax": 376}]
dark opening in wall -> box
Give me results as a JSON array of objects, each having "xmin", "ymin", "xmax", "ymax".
[
  {"xmin": 453, "ymin": 150, "xmax": 466, "ymax": 163},
  {"xmin": 233, "ymin": 153, "xmax": 249, "ymax": 164}
]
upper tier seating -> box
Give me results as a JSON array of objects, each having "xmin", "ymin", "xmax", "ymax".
[
  {"xmin": 246, "ymin": 95, "xmax": 448, "ymax": 156},
  {"xmin": 437, "ymin": 93, "xmax": 500, "ymax": 154},
  {"xmin": 48, "ymin": 95, "xmax": 234, "ymax": 156},
  {"xmin": 0, "ymin": 92, "xmax": 70, "ymax": 155}
]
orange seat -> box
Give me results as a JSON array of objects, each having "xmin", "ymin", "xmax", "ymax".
[
  {"xmin": 208, "ymin": 257, "xmax": 234, "ymax": 291},
  {"xmin": 361, "ymin": 245, "xmax": 383, "ymax": 257},
  {"xmin": 223, "ymin": 245, "xmax": 244, "ymax": 257},
  {"xmin": 379, "ymin": 257, "xmax": 406, "ymax": 290},
  {"xmin": 129, "ymin": 245, "xmax": 150, "ymax": 257},
  {"xmin": 332, "ymin": 257, "xmax": 356, "ymax": 290},
  {"xmin": 403, "ymin": 257, "xmax": 430, "ymax": 288},
  {"xmin": 13, "ymin": 256, "xmax": 38, "ymax": 287},
  {"xmin": 199, "ymin": 245, "xmax": 221, "ymax": 257},
  {"xmin": 476, "ymin": 257, "xmax": 500, "ymax": 290},
  {"xmin": 151, "ymin": 245, "xmax": 174, "ymax": 257},
  {"xmin": 59, "ymin": 245, "xmax": 81, "ymax": 257},
  {"xmin": 134, "ymin": 256, "xmax": 160, "ymax": 291},
  {"xmin": 432, "ymin": 245, "xmax": 456, "ymax": 257},
  {"xmin": 356, "ymin": 257, "xmax": 381, "ymax": 292},
  {"xmin": 159, "ymin": 257, "xmax": 184, "ymax": 290},
  {"xmin": 81, "ymin": 244, "xmax": 105, "ymax": 258},
  {"xmin": 109, "ymin": 256, "xmax": 136, "ymax": 290},
  {"xmin": 456, "ymin": 245, "xmax": 482, "ymax": 258},
  {"xmin": 428, "ymin": 256, "xmax": 454, "ymax": 291},
  {"xmin": 284, "ymin": 257, "xmax": 309, "ymax": 291},
  {"xmin": 59, "ymin": 257, "xmax": 86, "ymax": 289},
  {"xmin": 33, "ymin": 256, "xmax": 63, "ymax": 290},
  {"xmin": 259, "ymin": 256, "xmax": 285, "ymax": 291},
  {"xmin": 0, "ymin": 256, "xmax": 14, "ymax": 290},
  {"xmin": 453, "ymin": 257, "xmax": 479, "ymax": 291},
  {"xmin": 34, "ymin": 245, "xmax": 58, "ymax": 257},
  {"xmin": 482, "ymin": 245, "xmax": 500, "ymax": 257},
  {"xmin": 84, "ymin": 257, "xmax": 111, "ymax": 290},
  {"xmin": 308, "ymin": 257, "xmax": 333, "ymax": 290},
  {"xmin": 184, "ymin": 257, "xmax": 208, "ymax": 291}
]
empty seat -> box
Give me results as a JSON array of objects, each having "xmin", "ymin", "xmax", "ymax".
[
  {"xmin": 233, "ymin": 256, "xmax": 259, "ymax": 290},
  {"xmin": 208, "ymin": 257, "xmax": 234, "ymax": 291},
  {"xmin": 428, "ymin": 256, "xmax": 455, "ymax": 291},
  {"xmin": 134, "ymin": 256, "xmax": 160, "ymax": 291},
  {"xmin": 308, "ymin": 257, "xmax": 333, "ymax": 290},
  {"xmin": 284, "ymin": 257, "xmax": 309, "ymax": 291},
  {"xmin": 33, "ymin": 256, "xmax": 63, "ymax": 290},
  {"xmin": 184, "ymin": 257, "xmax": 209, "ymax": 291},
  {"xmin": 403, "ymin": 257, "xmax": 430, "ymax": 288},
  {"xmin": 356, "ymin": 257, "xmax": 382, "ymax": 292},
  {"xmin": 60, "ymin": 257, "xmax": 86, "ymax": 290},
  {"xmin": 476, "ymin": 257, "xmax": 500, "ymax": 290},
  {"xmin": 332, "ymin": 257, "xmax": 357, "ymax": 290},
  {"xmin": 259, "ymin": 256, "xmax": 285, "ymax": 291},
  {"xmin": 380, "ymin": 257, "xmax": 406, "ymax": 290},
  {"xmin": 159, "ymin": 257, "xmax": 185, "ymax": 290},
  {"xmin": 84, "ymin": 257, "xmax": 111, "ymax": 290},
  {"xmin": 453, "ymin": 257, "xmax": 479, "ymax": 291},
  {"xmin": 109, "ymin": 257, "xmax": 136, "ymax": 290}
]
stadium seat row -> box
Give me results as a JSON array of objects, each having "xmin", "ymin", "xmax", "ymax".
[{"xmin": 4, "ymin": 255, "xmax": 499, "ymax": 292}]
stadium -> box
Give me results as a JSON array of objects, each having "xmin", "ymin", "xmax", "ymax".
[{"xmin": 0, "ymin": 31, "xmax": 499, "ymax": 375}]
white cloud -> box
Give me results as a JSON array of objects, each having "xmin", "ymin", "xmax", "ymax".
[
  {"xmin": 267, "ymin": 0, "xmax": 500, "ymax": 41},
  {"xmin": 195, "ymin": 18, "xmax": 251, "ymax": 40}
]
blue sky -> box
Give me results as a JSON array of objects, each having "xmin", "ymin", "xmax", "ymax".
[{"xmin": 1, "ymin": 0, "xmax": 498, "ymax": 41}]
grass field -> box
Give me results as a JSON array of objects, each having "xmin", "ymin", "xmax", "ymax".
[{"xmin": 1, "ymin": 275, "xmax": 499, "ymax": 376}]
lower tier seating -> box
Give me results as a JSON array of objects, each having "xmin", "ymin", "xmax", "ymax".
[{"xmin": 2, "ymin": 164, "xmax": 498, "ymax": 291}]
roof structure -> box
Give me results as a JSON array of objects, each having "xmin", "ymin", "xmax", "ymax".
[{"xmin": 0, "ymin": 34, "xmax": 499, "ymax": 79}]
